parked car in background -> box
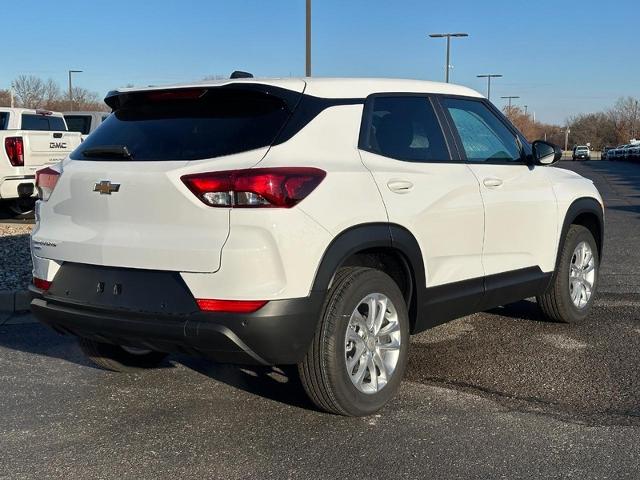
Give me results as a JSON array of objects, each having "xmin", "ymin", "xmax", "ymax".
[
  {"xmin": 601, "ymin": 146, "xmax": 613, "ymax": 160},
  {"xmin": 629, "ymin": 143, "xmax": 640, "ymax": 161},
  {"xmin": 63, "ymin": 111, "xmax": 109, "ymax": 140},
  {"xmin": 30, "ymin": 77, "xmax": 604, "ymax": 416},
  {"xmin": 0, "ymin": 107, "xmax": 81, "ymax": 216},
  {"xmin": 623, "ymin": 144, "xmax": 636, "ymax": 161},
  {"xmin": 612, "ymin": 145, "xmax": 626, "ymax": 160},
  {"xmin": 572, "ymin": 145, "xmax": 591, "ymax": 160}
]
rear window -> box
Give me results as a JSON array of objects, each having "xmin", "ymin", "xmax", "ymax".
[
  {"xmin": 21, "ymin": 114, "xmax": 67, "ymax": 131},
  {"xmin": 0, "ymin": 112, "xmax": 8, "ymax": 129},
  {"xmin": 72, "ymin": 88, "xmax": 294, "ymax": 161},
  {"xmin": 65, "ymin": 115, "xmax": 92, "ymax": 135}
]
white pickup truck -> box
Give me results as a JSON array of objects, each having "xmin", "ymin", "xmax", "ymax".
[{"xmin": 1, "ymin": 108, "xmax": 82, "ymax": 215}]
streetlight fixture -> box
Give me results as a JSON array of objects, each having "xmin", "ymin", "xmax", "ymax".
[
  {"xmin": 68, "ymin": 70, "xmax": 83, "ymax": 111},
  {"xmin": 429, "ymin": 33, "xmax": 468, "ymax": 83},
  {"xmin": 501, "ymin": 95, "xmax": 520, "ymax": 116},
  {"xmin": 476, "ymin": 74, "xmax": 502, "ymax": 100}
]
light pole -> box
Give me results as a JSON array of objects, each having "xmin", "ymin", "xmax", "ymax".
[
  {"xmin": 305, "ymin": 0, "xmax": 311, "ymax": 77},
  {"xmin": 476, "ymin": 74, "xmax": 502, "ymax": 100},
  {"xmin": 564, "ymin": 128, "xmax": 571, "ymax": 152},
  {"xmin": 68, "ymin": 70, "xmax": 82, "ymax": 111},
  {"xmin": 501, "ymin": 95, "xmax": 520, "ymax": 116},
  {"xmin": 429, "ymin": 33, "xmax": 468, "ymax": 83},
  {"xmin": 524, "ymin": 105, "xmax": 528, "ymax": 116}
]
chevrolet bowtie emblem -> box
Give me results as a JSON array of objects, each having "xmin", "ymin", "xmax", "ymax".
[{"xmin": 93, "ymin": 180, "xmax": 121, "ymax": 195}]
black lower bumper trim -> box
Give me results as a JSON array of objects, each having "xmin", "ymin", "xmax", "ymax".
[{"xmin": 30, "ymin": 288, "xmax": 323, "ymax": 366}]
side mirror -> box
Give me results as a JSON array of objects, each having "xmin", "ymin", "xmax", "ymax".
[{"xmin": 531, "ymin": 140, "xmax": 562, "ymax": 165}]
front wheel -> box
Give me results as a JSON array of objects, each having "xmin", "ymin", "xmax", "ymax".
[
  {"xmin": 537, "ymin": 225, "xmax": 599, "ymax": 323},
  {"xmin": 298, "ymin": 267, "xmax": 410, "ymax": 416},
  {"xmin": 77, "ymin": 338, "xmax": 168, "ymax": 372}
]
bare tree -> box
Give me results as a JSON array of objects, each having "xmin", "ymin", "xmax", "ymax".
[
  {"xmin": 13, "ymin": 75, "xmax": 46, "ymax": 108},
  {"xmin": 0, "ymin": 89, "xmax": 11, "ymax": 107},
  {"xmin": 608, "ymin": 96, "xmax": 640, "ymax": 143}
]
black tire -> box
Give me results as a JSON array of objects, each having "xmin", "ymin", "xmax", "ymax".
[
  {"xmin": 77, "ymin": 338, "xmax": 168, "ymax": 372},
  {"xmin": 537, "ymin": 225, "xmax": 599, "ymax": 323},
  {"xmin": 7, "ymin": 198, "xmax": 36, "ymax": 220},
  {"xmin": 298, "ymin": 267, "xmax": 410, "ymax": 416}
]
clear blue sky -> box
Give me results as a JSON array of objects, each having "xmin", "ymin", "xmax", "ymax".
[{"xmin": 2, "ymin": 0, "xmax": 637, "ymax": 124}]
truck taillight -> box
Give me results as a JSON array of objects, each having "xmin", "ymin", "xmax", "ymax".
[
  {"xmin": 181, "ymin": 167, "xmax": 326, "ymax": 208},
  {"xmin": 5, "ymin": 137, "xmax": 24, "ymax": 166},
  {"xmin": 35, "ymin": 167, "xmax": 60, "ymax": 201}
]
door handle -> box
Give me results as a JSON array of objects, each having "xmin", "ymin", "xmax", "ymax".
[
  {"xmin": 483, "ymin": 177, "xmax": 503, "ymax": 188},
  {"xmin": 387, "ymin": 180, "xmax": 414, "ymax": 194}
]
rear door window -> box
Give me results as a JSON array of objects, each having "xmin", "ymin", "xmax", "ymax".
[
  {"xmin": 0, "ymin": 112, "xmax": 8, "ymax": 129},
  {"xmin": 72, "ymin": 88, "xmax": 295, "ymax": 161},
  {"xmin": 64, "ymin": 115, "xmax": 92, "ymax": 134},
  {"xmin": 361, "ymin": 96, "xmax": 450, "ymax": 162},
  {"xmin": 21, "ymin": 114, "xmax": 67, "ymax": 131}
]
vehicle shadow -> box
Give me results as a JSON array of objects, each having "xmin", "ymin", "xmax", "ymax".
[{"xmin": 176, "ymin": 356, "xmax": 315, "ymax": 411}]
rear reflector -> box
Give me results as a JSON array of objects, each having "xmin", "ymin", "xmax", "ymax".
[
  {"xmin": 5, "ymin": 137, "xmax": 24, "ymax": 166},
  {"xmin": 35, "ymin": 167, "xmax": 61, "ymax": 201},
  {"xmin": 33, "ymin": 277, "xmax": 52, "ymax": 291},
  {"xmin": 181, "ymin": 167, "xmax": 326, "ymax": 208},
  {"xmin": 196, "ymin": 299, "xmax": 267, "ymax": 313}
]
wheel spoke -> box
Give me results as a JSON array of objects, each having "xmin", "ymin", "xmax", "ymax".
[
  {"xmin": 347, "ymin": 344, "xmax": 365, "ymax": 372},
  {"xmin": 378, "ymin": 320, "xmax": 400, "ymax": 337},
  {"xmin": 353, "ymin": 352, "xmax": 370, "ymax": 385},
  {"xmin": 377, "ymin": 336, "xmax": 401, "ymax": 352},
  {"xmin": 372, "ymin": 296, "xmax": 387, "ymax": 335},
  {"xmin": 367, "ymin": 297, "xmax": 377, "ymax": 331},
  {"xmin": 367, "ymin": 354, "xmax": 378, "ymax": 391}
]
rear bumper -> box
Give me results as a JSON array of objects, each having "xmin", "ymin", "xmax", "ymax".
[
  {"xmin": 29, "ymin": 266, "xmax": 324, "ymax": 366},
  {"xmin": 0, "ymin": 176, "xmax": 36, "ymax": 199}
]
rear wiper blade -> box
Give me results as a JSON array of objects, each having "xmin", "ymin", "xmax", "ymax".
[{"xmin": 82, "ymin": 145, "xmax": 133, "ymax": 160}]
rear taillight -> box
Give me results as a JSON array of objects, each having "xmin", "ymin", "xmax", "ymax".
[
  {"xmin": 196, "ymin": 299, "xmax": 267, "ymax": 313},
  {"xmin": 35, "ymin": 167, "xmax": 61, "ymax": 201},
  {"xmin": 33, "ymin": 277, "xmax": 52, "ymax": 291},
  {"xmin": 181, "ymin": 167, "xmax": 326, "ymax": 208},
  {"xmin": 5, "ymin": 137, "xmax": 24, "ymax": 166}
]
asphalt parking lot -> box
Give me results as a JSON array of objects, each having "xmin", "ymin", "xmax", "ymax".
[{"xmin": 1, "ymin": 160, "xmax": 639, "ymax": 479}]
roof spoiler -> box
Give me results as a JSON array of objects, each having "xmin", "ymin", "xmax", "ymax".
[{"xmin": 103, "ymin": 83, "xmax": 301, "ymax": 111}]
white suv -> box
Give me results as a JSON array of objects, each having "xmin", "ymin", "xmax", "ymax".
[{"xmin": 30, "ymin": 78, "xmax": 604, "ymax": 416}]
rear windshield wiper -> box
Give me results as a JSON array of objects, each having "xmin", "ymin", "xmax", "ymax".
[{"xmin": 82, "ymin": 145, "xmax": 133, "ymax": 160}]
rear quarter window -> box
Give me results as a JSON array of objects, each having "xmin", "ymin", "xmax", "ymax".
[
  {"xmin": 72, "ymin": 88, "xmax": 294, "ymax": 161},
  {"xmin": 21, "ymin": 114, "xmax": 67, "ymax": 131}
]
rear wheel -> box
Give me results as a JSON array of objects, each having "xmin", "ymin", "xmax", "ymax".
[
  {"xmin": 77, "ymin": 338, "xmax": 168, "ymax": 372},
  {"xmin": 537, "ymin": 225, "xmax": 599, "ymax": 323},
  {"xmin": 298, "ymin": 267, "xmax": 410, "ymax": 416}
]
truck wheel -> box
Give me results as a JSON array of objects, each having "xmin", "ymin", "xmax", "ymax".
[
  {"xmin": 8, "ymin": 198, "xmax": 35, "ymax": 219},
  {"xmin": 77, "ymin": 338, "xmax": 168, "ymax": 372},
  {"xmin": 537, "ymin": 225, "xmax": 599, "ymax": 323},
  {"xmin": 298, "ymin": 267, "xmax": 409, "ymax": 416}
]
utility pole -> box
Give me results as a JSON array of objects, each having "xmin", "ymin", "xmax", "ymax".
[
  {"xmin": 68, "ymin": 70, "xmax": 83, "ymax": 111},
  {"xmin": 476, "ymin": 74, "xmax": 502, "ymax": 100},
  {"xmin": 9, "ymin": 82, "xmax": 14, "ymax": 108},
  {"xmin": 305, "ymin": 0, "xmax": 311, "ymax": 77},
  {"xmin": 429, "ymin": 33, "xmax": 468, "ymax": 83},
  {"xmin": 500, "ymin": 95, "xmax": 520, "ymax": 116},
  {"xmin": 524, "ymin": 105, "xmax": 528, "ymax": 116}
]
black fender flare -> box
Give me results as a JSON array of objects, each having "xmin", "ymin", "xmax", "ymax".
[
  {"xmin": 554, "ymin": 197, "xmax": 604, "ymax": 274},
  {"xmin": 310, "ymin": 223, "xmax": 426, "ymax": 328}
]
